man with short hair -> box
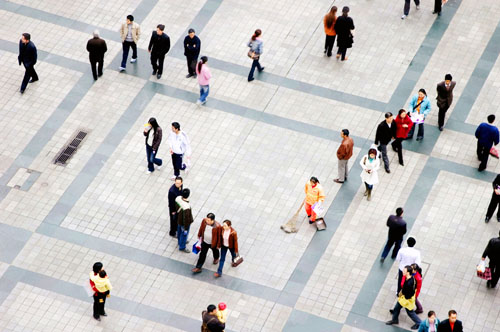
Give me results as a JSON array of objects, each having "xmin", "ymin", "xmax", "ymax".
[
  {"xmin": 481, "ymin": 230, "xmax": 500, "ymax": 288},
  {"xmin": 192, "ymin": 213, "xmax": 221, "ymax": 273},
  {"xmin": 168, "ymin": 176, "xmax": 183, "ymax": 237},
  {"xmin": 375, "ymin": 112, "xmax": 397, "ymax": 173},
  {"xmin": 119, "ymin": 15, "xmax": 140, "ymax": 71},
  {"xmin": 18, "ymin": 33, "xmax": 38, "ymax": 93},
  {"xmin": 436, "ymin": 74, "xmax": 456, "ymax": 130},
  {"xmin": 475, "ymin": 114, "xmax": 499, "ymax": 171},
  {"xmin": 176, "ymin": 188, "xmax": 193, "ymax": 253},
  {"xmin": 386, "ymin": 265, "xmax": 421, "ymax": 330},
  {"xmin": 334, "ymin": 129, "xmax": 354, "ymax": 184},
  {"xmin": 395, "ymin": 237, "xmax": 421, "ymax": 294},
  {"xmin": 202, "ymin": 304, "xmax": 225, "ymax": 332},
  {"xmin": 380, "ymin": 207, "xmax": 407, "ymax": 262},
  {"xmin": 438, "ymin": 310, "xmax": 463, "ymax": 332},
  {"xmin": 86, "ymin": 30, "xmax": 107, "ymax": 80},
  {"xmin": 184, "ymin": 28, "xmax": 201, "ymax": 78},
  {"xmin": 148, "ymin": 24, "xmax": 170, "ymax": 79},
  {"xmin": 168, "ymin": 122, "xmax": 191, "ymax": 180}
]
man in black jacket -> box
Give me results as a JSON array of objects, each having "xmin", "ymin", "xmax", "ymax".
[
  {"xmin": 18, "ymin": 33, "xmax": 38, "ymax": 93},
  {"xmin": 375, "ymin": 112, "xmax": 397, "ymax": 173},
  {"xmin": 436, "ymin": 74, "xmax": 456, "ymax": 130},
  {"xmin": 184, "ymin": 28, "xmax": 201, "ymax": 78},
  {"xmin": 485, "ymin": 174, "xmax": 500, "ymax": 223},
  {"xmin": 380, "ymin": 207, "xmax": 407, "ymax": 262},
  {"xmin": 438, "ymin": 310, "xmax": 463, "ymax": 332},
  {"xmin": 168, "ymin": 177, "xmax": 183, "ymax": 237},
  {"xmin": 148, "ymin": 24, "xmax": 170, "ymax": 79},
  {"xmin": 482, "ymin": 230, "xmax": 500, "ymax": 288},
  {"xmin": 86, "ymin": 30, "xmax": 108, "ymax": 80},
  {"xmin": 386, "ymin": 265, "xmax": 421, "ymax": 330}
]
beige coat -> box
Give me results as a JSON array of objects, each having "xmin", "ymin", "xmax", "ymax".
[{"xmin": 120, "ymin": 22, "xmax": 140, "ymax": 43}]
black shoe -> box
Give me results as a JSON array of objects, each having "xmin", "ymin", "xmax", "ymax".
[
  {"xmin": 259, "ymin": 67, "xmax": 265, "ymax": 72},
  {"xmin": 399, "ymin": 162, "xmax": 404, "ymax": 166},
  {"xmin": 385, "ymin": 169, "xmax": 391, "ymax": 174},
  {"xmin": 432, "ymin": 11, "xmax": 437, "ymax": 14},
  {"xmin": 485, "ymin": 216, "xmax": 490, "ymax": 223},
  {"xmin": 324, "ymin": 49, "xmax": 327, "ymax": 54},
  {"xmin": 29, "ymin": 78, "xmax": 38, "ymax": 83},
  {"xmin": 98, "ymin": 73, "xmax": 103, "ymax": 77},
  {"xmin": 392, "ymin": 145, "xmax": 397, "ymax": 152},
  {"xmin": 479, "ymin": 167, "xmax": 485, "ymax": 172},
  {"xmin": 380, "ymin": 257, "xmax": 385, "ymax": 262},
  {"xmin": 411, "ymin": 324, "xmax": 420, "ymax": 330},
  {"xmin": 20, "ymin": 89, "xmax": 25, "ymax": 94},
  {"xmin": 93, "ymin": 77, "xmax": 98, "ymax": 81},
  {"xmin": 101, "ymin": 312, "xmax": 107, "ymax": 317},
  {"xmin": 157, "ymin": 74, "xmax": 161, "ymax": 79},
  {"xmin": 406, "ymin": 136, "xmax": 413, "ymax": 140},
  {"xmin": 248, "ymin": 78, "xmax": 254, "ymax": 82},
  {"xmin": 389, "ymin": 309, "xmax": 394, "ymax": 314},
  {"xmin": 386, "ymin": 320, "xmax": 398, "ymax": 325},
  {"xmin": 416, "ymin": 137, "xmax": 423, "ymax": 141},
  {"xmin": 487, "ymin": 280, "xmax": 491, "ymax": 288},
  {"xmin": 186, "ymin": 74, "xmax": 194, "ymax": 78},
  {"xmin": 439, "ymin": 126, "xmax": 443, "ymax": 131},
  {"xmin": 94, "ymin": 316, "xmax": 101, "ymax": 321},
  {"xmin": 152, "ymin": 70, "xmax": 157, "ymax": 75}
]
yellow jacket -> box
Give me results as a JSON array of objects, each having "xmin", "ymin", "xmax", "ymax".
[
  {"xmin": 90, "ymin": 272, "xmax": 112, "ymax": 293},
  {"xmin": 305, "ymin": 181, "xmax": 325, "ymax": 205}
]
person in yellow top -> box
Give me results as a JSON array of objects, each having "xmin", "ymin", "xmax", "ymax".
[
  {"xmin": 90, "ymin": 269, "xmax": 112, "ymax": 321},
  {"xmin": 304, "ymin": 177, "xmax": 325, "ymax": 224}
]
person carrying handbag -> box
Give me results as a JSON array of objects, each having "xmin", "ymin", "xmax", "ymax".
[{"xmin": 247, "ymin": 29, "xmax": 265, "ymax": 82}]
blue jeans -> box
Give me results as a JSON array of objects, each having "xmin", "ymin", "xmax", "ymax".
[
  {"xmin": 199, "ymin": 85, "xmax": 209, "ymax": 103},
  {"xmin": 177, "ymin": 224, "xmax": 190, "ymax": 250},
  {"xmin": 217, "ymin": 245, "xmax": 236, "ymax": 275},
  {"xmin": 146, "ymin": 144, "xmax": 162, "ymax": 172},
  {"xmin": 381, "ymin": 238, "xmax": 403, "ymax": 259},
  {"xmin": 248, "ymin": 59, "xmax": 262, "ymax": 80},
  {"xmin": 121, "ymin": 41, "xmax": 137, "ymax": 68}
]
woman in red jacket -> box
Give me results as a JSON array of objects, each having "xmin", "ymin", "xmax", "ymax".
[
  {"xmin": 401, "ymin": 263, "xmax": 424, "ymax": 314},
  {"xmin": 391, "ymin": 109, "xmax": 413, "ymax": 166}
]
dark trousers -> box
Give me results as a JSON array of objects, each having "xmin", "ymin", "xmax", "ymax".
[
  {"xmin": 438, "ymin": 105, "xmax": 449, "ymax": 128},
  {"xmin": 325, "ymin": 35, "xmax": 336, "ymax": 56},
  {"xmin": 407, "ymin": 123, "xmax": 424, "ymax": 139},
  {"xmin": 90, "ymin": 59, "xmax": 104, "ymax": 80},
  {"xmin": 378, "ymin": 144, "xmax": 390, "ymax": 171},
  {"xmin": 146, "ymin": 144, "xmax": 162, "ymax": 172},
  {"xmin": 187, "ymin": 57, "xmax": 198, "ymax": 76},
  {"xmin": 434, "ymin": 0, "xmax": 442, "ymax": 13},
  {"xmin": 415, "ymin": 298, "xmax": 423, "ymax": 313},
  {"xmin": 364, "ymin": 182, "xmax": 373, "ymax": 190},
  {"xmin": 337, "ymin": 47, "xmax": 347, "ymax": 60},
  {"xmin": 404, "ymin": 0, "xmax": 420, "ymax": 15},
  {"xmin": 21, "ymin": 64, "xmax": 38, "ymax": 91},
  {"xmin": 486, "ymin": 193, "xmax": 500, "ymax": 218},
  {"xmin": 391, "ymin": 302, "xmax": 421, "ymax": 324},
  {"xmin": 93, "ymin": 291, "xmax": 108, "ymax": 318},
  {"xmin": 381, "ymin": 238, "xmax": 403, "ymax": 259},
  {"xmin": 477, "ymin": 142, "xmax": 490, "ymax": 171},
  {"xmin": 397, "ymin": 269, "xmax": 403, "ymax": 294},
  {"xmin": 151, "ymin": 53, "xmax": 165, "ymax": 75},
  {"xmin": 196, "ymin": 241, "xmax": 220, "ymax": 268},
  {"xmin": 248, "ymin": 59, "xmax": 263, "ymax": 80},
  {"xmin": 121, "ymin": 41, "xmax": 137, "ymax": 68},
  {"xmin": 169, "ymin": 212, "xmax": 177, "ymax": 236},
  {"xmin": 171, "ymin": 153, "xmax": 185, "ymax": 176},
  {"xmin": 392, "ymin": 138, "xmax": 404, "ymax": 164},
  {"xmin": 490, "ymin": 261, "xmax": 500, "ymax": 287}
]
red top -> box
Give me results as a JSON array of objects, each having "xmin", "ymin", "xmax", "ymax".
[
  {"xmin": 450, "ymin": 321, "xmax": 455, "ymax": 331},
  {"xmin": 401, "ymin": 272, "xmax": 422, "ymax": 298},
  {"xmin": 394, "ymin": 114, "xmax": 413, "ymax": 138}
]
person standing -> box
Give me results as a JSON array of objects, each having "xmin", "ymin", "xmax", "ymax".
[
  {"xmin": 475, "ymin": 114, "xmax": 499, "ymax": 172},
  {"xmin": 176, "ymin": 188, "xmax": 193, "ymax": 253},
  {"xmin": 148, "ymin": 24, "xmax": 170, "ymax": 79},
  {"xmin": 144, "ymin": 117, "xmax": 163, "ymax": 173},
  {"xmin": 375, "ymin": 112, "xmax": 397, "ymax": 173},
  {"xmin": 392, "ymin": 109, "xmax": 413, "ymax": 166},
  {"xmin": 418, "ymin": 311, "xmax": 440, "ymax": 332},
  {"xmin": 485, "ymin": 174, "xmax": 500, "ymax": 223},
  {"xmin": 184, "ymin": 28, "xmax": 201, "ymax": 78},
  {"xmin": 196, "ymin": 56, "xmax": 211, "ymax": 106},
  {"xmin": 381, "ymin": 207, "xmax": 407, "ymax": 262},
  {"xmin": 168, "ymin": 122, "xmax": 192, "ymax": 180},
  {"xmin": 18, "ymin": 33, "xmax": 38, "ymax": 94},
  {"xmin": 86, "ymin": 30, "xmax": 107, "ymax": 80},
  {"xmin": 395, "ymin": 237, "xmax": 421, "ymax": 295},
  {"xmin": 202, "ymin": 304, "xmax": 226, "ymax": 332},
  {"xmin": 119, "ymin": 15, "xmax": 140, "ymax": 71},
  {"xmin": 247, "ymin": 29, "xmax": 265, "ymax": 82},
  {"xmin": 402, "ymin": 0, "xmax": 420, "ymax": 20},
  {"xmin": 334, "ymin": 129, "xmax": 354, "ymax": 183},
  {"xmin": 192, "ymin": 213, "xmax": 221, "ymax": 273},
  {"xmin": 360, "ymin": 148, "xmax": 380, "ymax": 201},
  {"xmin": 481, "ymin": 230, "xmax": 500, "ymax": 288},
  {"xmin": 168, "ymin": 176, "xmax": 183, "ymax": 237},
  {"xmin": 215, "ymin": 220, "xmax": 239, "ymax": 278},
  {"xmin": 433, "ymin": 0, "xmax": 448, "ymax": 16},
  {"xmin": 407, "ymin": 89, "xmax": 431, "ymax": 141},
  {"xmin": 323, "ymin": 6, "xmax": 337, "ymax": 57},
  {"xmin": 304, "ymin": 177, "xmax": 325, "ymax": 224},
  {"xmin": 89, "ymin": 262, "xmax": 103, "ymax": 321},
  {"xmin": 438, "ymin": 310, "xmax": 463, "ymax": 332},
  {"xmin": 334, "ymin": 6, "xmax": 354, "ymax": 61},
  {"xmin": 90, "ymin": 266, "xmax": 112, "ymax": 321},
  {"xmin": 386, "ymin": 265, "xmax": 421, "ymax": 330},
  {"xmin": 436, "ymin": 74, "xmax": 456, "ymax": 130}
]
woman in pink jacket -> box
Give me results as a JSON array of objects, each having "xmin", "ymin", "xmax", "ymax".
[{"xmin": 196, "ymin": 56, "xmax": 211, "ymax": 106}]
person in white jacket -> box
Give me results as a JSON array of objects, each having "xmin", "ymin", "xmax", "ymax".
[
  {"xmin": 168, "ymin": 122, "xmax": 192, "ymax": 180},
  {"xmin": 360, "ymin": 147, "xmax": 380, "ymax": 201}
]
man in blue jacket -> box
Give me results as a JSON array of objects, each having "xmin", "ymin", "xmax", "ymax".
[
  {"xmin": 475, "ymin": 114, "xmax": 499, "ymax": 172},
  {"xmin": 18, "ymin": 33, "xmax": 38, "ymax": 93}
]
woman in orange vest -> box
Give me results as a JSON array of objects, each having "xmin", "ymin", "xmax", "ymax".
[
  {"xmin": 304, "ymin": 177, "xmax": 325, "ymax": 223},
  {"xmin": 323, "ymin": 6, "xmax": 337, "ymax": 57}
]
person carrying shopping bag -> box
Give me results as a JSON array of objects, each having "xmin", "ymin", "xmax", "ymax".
[
  {"xmin": 360, "ymin": 148, "xmax": 380, "ymax": 201},
  {"xmin": 407, "ymin": 89, "xmax": 431, "ymax": 141}
]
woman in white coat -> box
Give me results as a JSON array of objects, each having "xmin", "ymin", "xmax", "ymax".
[{"xmin": 360, "ymin": 148, "xmax": 380, "ymax": 201}]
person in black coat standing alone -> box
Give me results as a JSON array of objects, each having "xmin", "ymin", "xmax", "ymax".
[
  {"xmin": 86, "ymin": 30, "xmax": 108, "ymax": 81},
  {"xmin": 380, "ymin": 207, "xmax": 407, "ymax": 262},
  {"xmin": 485, "ymin": 174, "xmax": 500, "ymax": 223},
  {"xmin": 184, "ymin": 28, "xmax": 201, "ymax": 78},
  {"xmin": 375, "ymin": 112, "xmax": 397, "ymax": 173},
  {"xmin": 168, "ymin": 176, "xmax": 183, "ymax": 237},
  {"xmin": 148, "ymin": 24, "xmax": 170, "ymax": 79},
  {"xmin": 334, "ymin": 6, "xmax": 354, "ymax": 61},
  {"xmin": 18, "ymin": 33, "xmax": 38, "ymax": 93}
]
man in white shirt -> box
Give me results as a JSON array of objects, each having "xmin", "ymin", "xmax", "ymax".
[
  {"xmin": 395, "ymin": 237, "xmax": 421, "ymax": 295},
  {"xmin": 168, "ymin": 122, "xmax": 192, "ymax": 180}
]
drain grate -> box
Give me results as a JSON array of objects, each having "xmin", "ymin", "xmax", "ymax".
[{"xmin": 54, "ymin": 130, "xmax": 88, "ymax": 165}]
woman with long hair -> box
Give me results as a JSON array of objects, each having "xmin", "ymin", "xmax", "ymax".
[
  {"xmin": 195, "ymin": 56, "xmax": 211, "ymax": 106},
  {"xmin": 214, "ymin": 220, "xmax": 240, "ymax": 278},
  {"xmin": 334, "ymin": 6, "xmax": 355, "ymax": 61},
  {"xmin": 360, "ymin": 148, "xmax": 380, "ymax": 201},
  {"xmin": 143, "ymin": 117, "xmax": 163, "ymax": 173},
  {"xmin": 247, "ymin": 29, "xmax": 264, "ymax": 82},
  {"xmin": 323, "ymin": 6, "xmax": 337, "ymax": 57},
  {"xmin": 391, "ymin": 109, "xmax": 413, "ymax": 166}
]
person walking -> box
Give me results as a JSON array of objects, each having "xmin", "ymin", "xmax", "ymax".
[
  {"xmin": 475, "ymin": 114, "xmax": 499, "ymax": 172},
  {"xmin": 247, "ymin": 29, "xmax": 264, "ymax": 82},
  {"xmin": 433, "ymin": 0, "xmax": 448, "ymax": 16},
  {"xmin": 436, "ymin": 74, "xmax": 456, "ymax": 130},
  {"xmin": 485, "ymin": 173, "xmax": 500, "ymax": 223},
  {"xmin": 119, "ymin": 15, "xmax": 140, "ymax": 71},
  {"xmin": 214, "ymin": 220, "xmax": 239, "ymax": 278},
  {"xmin": 323, "ymin": 6, "xmax": 337, "ymax": 57},
  {"xmin": 418, "ymin": 311, "xmax": 440, "ymax": 332},
  {"xmin": 334, "ymin": 6, "xmax": 354, "ymax": 61},
  {"xmin": 481, "ymin": 230, "xmax": 500, "ymax": 288},
  {"xmin": 18, "ymin": 33, "xmax": 38, "ymax": 94},
  {"xmin": 89, "ymin": 264, "xmax": 112, "ymax": 321},
  {"xmin": 375, "ymin": 112, "xmax": 397, "ymax": 173},
  {"xmin": 402, "ymin": 0, "xmax": 420, "ymax": 19},
  {"xmin": 202, "ymin": 304, "xmax": 226, "ymax": 332},
  {"xmin": 192, "ymin": 213, "xmax": 221, "ymax": 273},
  {"xmin": 360, "ymin": 148, "xmax": 379, "ymax": 201},
  {"xmin": 184, "ymin": 28, "xmax": 201, "ymax": 78},
  {"xmin": 380, "ymin": 207, "xmax": 407, "ymax": 262},
  {"xmin": 407, "ymin": 89, "xmax": 431, "ymax": 141},
  {"xmin": 144, "ymin": 117, "xmax": 163, "ymax": 173},
  {"xmin": 196, "ymin": 56, "xmax": 211, "ymax": 106},
  {"xmin": 406, "ymin": 263, "xmax": 423, "ymax": 314},
  {"xmin": 168, "ymin": 122, "xmax": 192, "ymax": 180},
  {"xmin": 168, "ymin": 176, "xmax": 183, "ymax": 237},
  {"xmin": 148, "ymin": 24, "xmax": 170, "ymax": 79},
  {"xmin": 395, "ymin": 237, "xmax": 421, "ymax": 295},
  {"xmin": 86, "ymin": 30, "xmax": 107, "ymax": 80},
  {"xmin": 438, "ymin": 310, "xmax": 463, "ymax": 332},
  {"xmin": 334, "ymin": 129, "xmax": 354, "ymax": 183},
  {"xmin": 304, "ymin": 177, "xmax": 325, "ymax": 224},
  {"xmin": 392, "ymin": 109, "xmax": 413, "ymax": 166},
  {"xmin": 176, "ymin": 188, "xmax": 193, "ymax": 253}
]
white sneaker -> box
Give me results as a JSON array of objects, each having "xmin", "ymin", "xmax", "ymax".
[
  {"xmin": 401, "ymin": 15, "xmax": 406, "ymax": 19},
  {"xmin": 196, "ymin": 100, "xmax": 201, "ymax": 106},
  {"xmin": 130, "ymin": 58, "xmax": 137, "ymax": 63},
  {"xmin": 156, "ymin": 165, "xmax": 162, "ymax": 170},
  {"xmin": 170, "ymin": 175, "xmax": 176, "ymax": 180},
  {"xmin": 416, "ymin": 5, "xmax": 420, "ymax": 10},
  {"xmin": 146, "ymin": 170, "xmax": 153, "ymax": 174},
  {"xmin": 119, "ymin": 67, "xmax": 126, "ymax": 71}
]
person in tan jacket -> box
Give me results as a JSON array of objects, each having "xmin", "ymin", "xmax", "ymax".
[
  {"xmin": 334, "ymin": 129, "xmax": 354, "ymax": 183},
  {"xmin": 192, "ymin": 213, "xmax": 221, "ymax": 273},
  {"xmin": 119, "ymin": 15, "xmax": 141, "ymax": 71}
]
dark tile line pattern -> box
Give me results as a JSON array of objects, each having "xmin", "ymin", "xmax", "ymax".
[
  {"xmin": 282, "ymin": 309, "xmax": 344, "ymax": 332},
  {"xmin": 0, "ymin": 223, "xmax": 32, "ymax": 264}
]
